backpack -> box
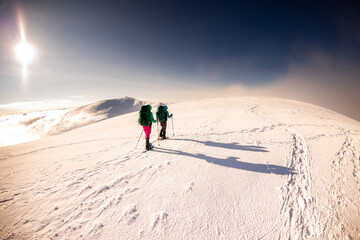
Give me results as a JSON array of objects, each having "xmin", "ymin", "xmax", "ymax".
[
  {"xmin": 138, "ymin": 105, "xmax": 152, "ymax": 126},
  {"xmin": 156, "ymin": 105, "xmax": 166, "ymax": 122}
]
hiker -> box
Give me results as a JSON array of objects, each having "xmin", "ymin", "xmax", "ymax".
[
  {"xmin": 156, "ymin": 105, "xmax": 173, "ymax": 139},
  {"xmin": 138, "ymin": 105, "xmax": 156, "ymax": 150}
]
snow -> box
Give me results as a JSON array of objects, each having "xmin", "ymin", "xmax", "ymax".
[{"xmin": 0, "ymin": 96, "xmax": 360, "ymax": 239}]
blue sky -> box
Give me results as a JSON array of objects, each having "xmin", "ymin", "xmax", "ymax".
[{"xmin": 0, "ymin": 0, "xmax": 360, "ymax": 120}]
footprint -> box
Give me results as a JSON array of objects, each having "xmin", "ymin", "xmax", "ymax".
[
  {"xmin": 151, "ymin": 211, "xmax": 168, "ymax": 229},
  {"xmin": 186, "ymin": 182, "xmax": 194, "ymax": 193},
  {"xmin": 119, "ymin": 205, "xmax": 139, "ymax": 225},
  {"xmin": 215, "ymin": 227, "xmax": 221, "ymax": 236}
]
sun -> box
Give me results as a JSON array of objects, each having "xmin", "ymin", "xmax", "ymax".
[{"xmin": 14, "ymin": 40, "xmax": 36, "ymax": 66}]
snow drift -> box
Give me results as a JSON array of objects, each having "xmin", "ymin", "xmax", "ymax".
[{"xmin": 0, "ymin": 97, "xmax": 359, "ymax": 239}]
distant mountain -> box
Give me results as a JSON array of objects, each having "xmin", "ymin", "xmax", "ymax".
[{"xmin": 48, "ymin": 97, "xmax": 148, "ymax": 135}]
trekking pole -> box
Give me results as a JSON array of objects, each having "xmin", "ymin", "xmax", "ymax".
[
  {"xmin": 135, "ymin": 130, "xmax": 143, "ymax": 149},
  {"xmin": 156, "ymin": 120, "xmax": 160, "ymax": 146},
  {"xmin": 171, "ymin": 117, "xmax": 175, "ymax": 136}
]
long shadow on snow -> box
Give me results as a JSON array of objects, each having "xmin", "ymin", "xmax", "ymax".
[
  {"xmin": 153, "ymin": 147, "xmax": 294, "ymax": 175},
  {"xmin": 168, "ymin": 138, "xmax": 269, "ymax": 152}
]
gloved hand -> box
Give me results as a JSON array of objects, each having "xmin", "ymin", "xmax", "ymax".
[{"xmin": 170, "ymin": 114, "xmax": 173, "ymax": 117}]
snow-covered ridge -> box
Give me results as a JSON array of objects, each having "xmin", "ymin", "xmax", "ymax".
[{"xmin": 0, "ymin": 97, "xmax": 147, "ymax": 147}]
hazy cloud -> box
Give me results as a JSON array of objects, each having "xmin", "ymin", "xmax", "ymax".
[{"xmin": 183, "ymin": 52, "xmax": 360, "ymax": 121}]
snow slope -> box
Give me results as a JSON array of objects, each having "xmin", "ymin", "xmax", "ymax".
[{"xmin": 0, "ymin": 97, "xmax": 360, "ymax": 239}]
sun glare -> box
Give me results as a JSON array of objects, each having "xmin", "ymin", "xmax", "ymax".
[
  {"xmin": 15, "ymin": 41, "xmax": 36, "ymax": 66},
  {"xmin": 14, "ymin": 9, "xmax": 37, "ymax": 81}
]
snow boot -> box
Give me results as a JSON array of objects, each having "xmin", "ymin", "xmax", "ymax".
[
  {"xmin": 162, "ymin": 130, "xmax": 167, "ymax": 139},
  {"xmin": 146, "ymin": 138, "xmax": 151, "ymax": 151},
  {"xmin": 159, "ymin": 129, "xmax": 164, "ymax": 140}
]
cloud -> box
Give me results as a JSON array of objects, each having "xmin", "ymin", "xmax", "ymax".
[
  {"xmin": 0, "ymin": 98, "xmax": 89, "ymax": 114},
  {"xmin": 182, "ymin": 52, "xmax": 360, "ymax": 121},
  {"xmin": 0, "ymin": 110, "xmax": 68, "ymax": 147},
  {"xmin": 0, "ymin": 97, "xmax": 147, "ymax": 147}
]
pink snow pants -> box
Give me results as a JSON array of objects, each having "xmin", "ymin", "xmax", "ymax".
[{"xmin": 143, "ymin": 126, "xmax": 152, "ymax": 139}]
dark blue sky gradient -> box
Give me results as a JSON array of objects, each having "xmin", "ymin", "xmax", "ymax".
[{"xmin": 14, "ymin": 0, "xmax": 357, "ymax": 83}]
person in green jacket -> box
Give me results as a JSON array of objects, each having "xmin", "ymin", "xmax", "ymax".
[
  {"xmin": 156, "ymin": 105, "xmax": 173, "ymax": 139},
  {"xmin": 138, "ymin": 105, "xmax": 156, "ymax": 150}
]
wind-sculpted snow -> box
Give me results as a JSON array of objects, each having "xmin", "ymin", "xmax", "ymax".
[
  {"xmin": 47, "ymin": 97, "xmax": 147, "ymax": 135},
  {"xmin": 0, "ymin": 97, "xmax": 359, "ymax": 239},
  {"xmin": 0, "ymin": 97, "xmax": 147, "ymax": 147}
]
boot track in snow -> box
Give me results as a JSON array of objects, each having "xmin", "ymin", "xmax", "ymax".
[{"xmin": 280, "ymin": 129, "xmax": 317, "ymax": 239}]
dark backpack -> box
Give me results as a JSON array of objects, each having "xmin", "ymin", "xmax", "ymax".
[
  {"xmin": 138, "ymin": 105, "xmax": 152, "ymax": 126},
  {"xmin": 156, "ymin": 105, "xmax": 166, "ymax": 122}
]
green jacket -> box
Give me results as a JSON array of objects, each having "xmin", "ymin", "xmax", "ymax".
[
  {"xmin": 156, "ymin": 105, "xmax": 172, "ymax": 122},
  {"xmin": 164, "ymin": 106, "xmax": 172, "ymax": 119}
]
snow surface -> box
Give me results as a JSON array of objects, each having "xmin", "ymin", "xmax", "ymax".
[{"xmin": 1, "ymin": 97, "xmax": 360, "ymax": 239}]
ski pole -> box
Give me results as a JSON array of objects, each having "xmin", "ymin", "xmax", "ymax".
[
  {"xmin": 171, "ymin": 117, "xmax": 175, "ymax": 136},
  {"xmin": 156, "ymin": 120, "xmax": 160, "ymax": 146},
  {"xmin": 135, "ymin": 130, "xmax": 143, "ymax": 149}
]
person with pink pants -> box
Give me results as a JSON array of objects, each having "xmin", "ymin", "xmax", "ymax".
[
  {"xmin": 142, "ymin": 125, "xmax": 152, "ymax": 139},
  {"xmin": 138, "ymin": 105, "xmax": 156, "ymax": 150}
]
